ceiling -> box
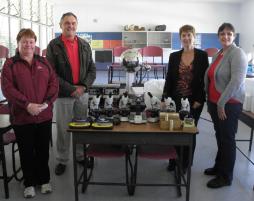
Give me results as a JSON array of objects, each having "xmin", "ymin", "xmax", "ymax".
[
  {"xmin": 53, "ymin": 0, "xmax": 248, "ymax": 4},
  {"xmin": 178, "ymin": 0, "xmax": 247, "ymax": 2}
]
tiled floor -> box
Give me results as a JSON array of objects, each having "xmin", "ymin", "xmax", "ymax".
[{"xmin": 1, "ymin": 71, "xmax": 254, "ymax": 201}]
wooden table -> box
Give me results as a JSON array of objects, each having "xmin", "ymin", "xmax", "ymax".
[
  {"xmin": 0, "ymin": 114, "xmax": 12, "ymax": 198},
  {"xmin": 68, "ymin": 122, "xmax": 198, "ymax": 201},
  {"xmin": 238, "ymin": 111, "xmax": 254, "ymax": 151}
]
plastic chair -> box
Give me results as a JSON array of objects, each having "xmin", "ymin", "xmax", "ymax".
[
  {"xmin": 128, "ymin": 145, "xmax": 182, "ymax": 196},
  {"xmin": 108, "ymin": 46, "xmax": 129, "ymax": 83},
  {"xmin": 204, "ymin": 48, "xmax": 219, "ymax": 57},
  {"xmin": 0, "ymin": 103, "xmax": 23, "ymax": 199},
  {"xmin": 0, "ymin": 45, "xmax": 9, "ymax": 70},
  {"xmin": 140, "ymin": 46, "xmax": 166, "ymax": 79},
  {"xmin": 42, "ymin": 49, "xmax": 47, "ymax": 57},
  {"xmin": 34, "ymin": 46, "xmax": 40, "ymax": 55},
  {"xmin": 80, "ymin": 144, "xmax": 135, "ymax": 195},
  {"xmin": 0, "ymin": 45, "xmax": 9, "ymax": 59}
]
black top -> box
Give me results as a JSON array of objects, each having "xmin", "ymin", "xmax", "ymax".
[{"xmin": 163, "ymin": 48, "xmax": 209, "ymax": 110}]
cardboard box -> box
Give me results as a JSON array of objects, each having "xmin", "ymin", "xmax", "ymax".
[{"xmin": 159, "ymin": 112, "xmax": 182, "ymax": 130}]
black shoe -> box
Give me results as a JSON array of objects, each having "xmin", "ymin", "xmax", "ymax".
[
  {"xmin": 77, "ymin": 157, "xmax": 94, "ymax": 169},
  {"xmin": 204, "ymin": 167, "xmax": 218, "ymax": 176},
  {"xmin": 55, "ymin": 163, "xmax": 66, "ymax": 176},
  {"xmin": 207, "ymin": 176, "xmax": 231, "ymax": 188},
  {"xmin": 167, "ymin": 159, "xmax": 176, "ymax": 171}
]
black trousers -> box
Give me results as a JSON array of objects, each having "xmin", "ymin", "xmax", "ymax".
[
  {"xmin": 207, "ymin": 101, "xmax": 242, "ymax": 181},
  {"xmin": 13, "ymin": 120, "xmax": 52, "ymax": 187},
  {"xmin": 176, "ymin": 103, "xmax": 203, "ymax": 169}
]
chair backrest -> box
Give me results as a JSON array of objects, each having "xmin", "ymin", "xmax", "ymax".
[
  {"xmin": 141, "ymin": 46, "xmax": 163, "ymax": 64},
  {"xmin": 138, "ymin": 145, "xmax": 177, "ymax": 160},
  {"xmin": 204, "ymin": 48, "xmax": 219, "ymax": 57},
  {"xmin": 142, "ymin": 46, "xmax": 163, "ymax": 57},
  {"xmin": 0, "ymin": 103, "xmax": 9, "ymax": 114},
  {"xmin": 138, "ymin": 48, "xmax": 143, "ymax": 56},
  {"xmin": 35, "ymin": 46, "xmax": 41, "ymax": 55},
  {"xmin": 0, "ymin": 45, "xmax": 9, "ymax": 71},
  {"xmin": 42, "ymin": 49, "xmax": 47, "ymax": 57},
  {"xmin": 112, "ymin": 46, "xmax": 129, "ymax": 63},
  {"xmin": 0, "ymin": 45, "xmax": 9, "ymax": 58}
]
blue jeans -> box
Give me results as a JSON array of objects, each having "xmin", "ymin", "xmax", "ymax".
[{"xmin": 207, "ymin": 101, "xmax": 242, "ymax": 181}]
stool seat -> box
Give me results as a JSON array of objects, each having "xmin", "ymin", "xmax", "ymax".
[
  {"xmin": 86, "ymin": 145, "xmax": 126, "ymax": 157},
  {"xmin": 138, "ymin": 145, "xmax": 177, "ymax": 160},
  {"xmin": 3, "ymin": 132, "xmax": 16, "ymax": 145}
]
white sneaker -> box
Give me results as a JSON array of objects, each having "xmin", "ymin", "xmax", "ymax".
[
  {"xmin": 24, "ymin": 186, "xmax": 36, "ymax": 198},
  {"xmin": 41, "ymin": 183, "xmax": 52, "ymax": 194}
]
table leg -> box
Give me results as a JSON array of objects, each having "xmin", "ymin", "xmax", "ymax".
[
  {"xmin": 249, "ymin": 128, "xmax": 253, "ymax": 152},
  {"xmin": 72, "ymin": 137, "xmax": 78, "ymax": 201},
  {"xmin": 110, "ymin": 66, "xmax": 113, "ymax": 84},
  {"xmin": 0, "ymin": 140, "xmax": 9, "ymax": 198},
  {"xmin": 186, "ymin": 141, "xmax": 193, "ymax": 201}
]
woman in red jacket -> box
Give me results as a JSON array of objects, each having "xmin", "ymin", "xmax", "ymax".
[{"xmin": 1, "ymin": 29, "xmax": 58, "ymax": 198}]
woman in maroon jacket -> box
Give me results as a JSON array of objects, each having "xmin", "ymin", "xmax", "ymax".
[{"xmin": 1, "ymin": 29, "xmax": 58, "ymax": 198}]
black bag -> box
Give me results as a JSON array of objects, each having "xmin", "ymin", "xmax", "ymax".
[{"xmin": 155, "ymin": 25, "xmax": 166, "ymax": 31}]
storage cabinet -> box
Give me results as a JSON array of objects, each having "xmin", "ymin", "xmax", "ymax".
[
  {"xmin": 147, "ymin": 32, "xmax": 171, "ymax": 48},
  {"xmin": 122, "ymin": 31, "xmax": 172, "ymax": 49},
  {"xmin": 122, "ymin": 32, "xmax": 147, "ymax": 48}
]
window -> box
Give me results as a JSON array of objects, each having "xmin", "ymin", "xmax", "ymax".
[
  {"xmin": 22, "ymin": 20, "xmax": 31, "ymax": 28},
  {"xmin": 0, "ymin": 0, "xmax": 54, "ymax": 57},
  {"xmin": 0, "ymin": 15, "xmax": 9, "ymax": 48},
  {"xmin": 31, "ymin": 0, "xmax": 39, "ymax": 22},
  {"xmin": 0, "ymin": 15, "xmax": 9, "ymax": 70},
  {"xmin": 32, "ymin": 23, "xmax": 40, "ymax": 46},
  {"xmin": 47, "ymin": 4, "xmax": 53, "ymax": 26},
  {"xmin": 0, "ymin": 0, "xmax": 9, "ymax": 14},
  {"xmin": 22, "ymin": 0, "xmax": 32, "ymax": 20},
  {"xmin": 41, "ymin": 0, "xmax": 47, "ymax": 24},
  {"xmin": 41, "ymin": 26, "xmax": 47, "ymax": 51},
  {"xmin": 10, "ymin": 18, "xmax": 20, "ymax": 55},
  {"xmin": 10, "ymin": 0, "xmax": 20, "ymax": 16}
]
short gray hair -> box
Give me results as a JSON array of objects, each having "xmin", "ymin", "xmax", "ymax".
[{"xmin": 60, "ymin": 12, "xmax": 78, "ymax": 24}]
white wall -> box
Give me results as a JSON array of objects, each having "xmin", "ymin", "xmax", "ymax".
[
  {"xmin": 54, "ymin": 0, "xmax": 254, "ymax": 54},
  {"xmin": 54, "ymin": 0, "xmax": 241, "ymax": 33},
  {"xmin": 239, "ymin": 0, "xmax": 254, "ymax": 54}
]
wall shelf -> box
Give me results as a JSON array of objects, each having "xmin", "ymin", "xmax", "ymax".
[{"xmin": 122, "ymin": 31, "xmax": 171, "ymax": 49}]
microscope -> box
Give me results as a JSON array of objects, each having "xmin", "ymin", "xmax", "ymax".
[
  {"xmin": 180, "ymin": 98, "xmax": 196, "ymax": 130},
  {"xmin": 129, "ymin": 95, "xmax": 147, "ymax": 124},
  {"xmin": 89, "ymin": 94, "xmax": 114, "ymax": 129},
  {"xmin": 164, "ymin": 97, "xmax": 176, "ymax": 112},
  {"xmin": 146, "ymin": 92, "xmax": 161, "ymax": 122},
  {"xmin": 89, "ymin": 94, "xmax": 101, "ymax": 119},
  {"xmin": 118, "ymin": 92, "xmax": 130, "ymax": 122},
  {"xmin": 179, "ymin": 97, "xmax": 190, "ymax": 120},
  {"xmin": 104, "ymin": 93, "xmax": 114, "ymax": 119}
]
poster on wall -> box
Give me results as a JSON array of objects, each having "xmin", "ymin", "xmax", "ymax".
[
  {"xmin": 91, "ymin": 40, "xmax": 104, "ymax": 49},
  {"xmin": 77, "ymin": 33, "xmax": 92, "ymax": 44},
  {"xmin": 195, "ymin": 34, "xmax": 201, "ymax": 49}
]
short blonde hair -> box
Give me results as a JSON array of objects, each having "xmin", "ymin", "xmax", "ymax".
[
  {"xmin": 16, "ymin": 28, "xmax": 37, "ymax": 43},
  {"xmin": 179, "ymin": 25, "xmax": 196, "ymax": 37}
]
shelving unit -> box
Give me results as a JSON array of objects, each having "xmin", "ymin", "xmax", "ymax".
[
  {"xmin": 122, "ymin": 31, "xmax": 171, "ymax": 49},
  {"xmin": 122, "ymin": 31, "xmax": 147, "ymax": 48},
  {"xmin": 147, "ymin": 32, "xmax": 171, "ymax": 48}
]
